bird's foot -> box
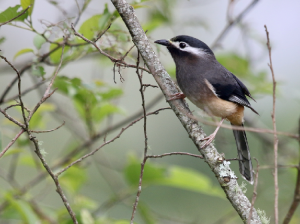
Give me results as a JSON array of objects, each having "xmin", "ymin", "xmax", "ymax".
[
  {"xmin": 200, "ymin": 133, "xmax": 217, "ymax": 148},
  {"xmin": 168, "ymin": 92, "xmax": 186, "ymax": 101}
]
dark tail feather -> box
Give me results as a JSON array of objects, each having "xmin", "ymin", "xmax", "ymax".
[{"xmin": 231, "ymin": 123, "xmax": 254, "ymax": 184}]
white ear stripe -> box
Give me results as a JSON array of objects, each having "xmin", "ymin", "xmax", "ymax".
[{"xmin": 171, "ymin": 41, "xmax": 209, "ymax": 57}]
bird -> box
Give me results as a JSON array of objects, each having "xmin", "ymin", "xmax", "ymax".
[{"xmin": 154, "ymin": 35, "xmax": 258, "ymax": 184}]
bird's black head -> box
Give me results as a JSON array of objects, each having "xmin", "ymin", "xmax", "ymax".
[{"xmin": 154, "ymin": 35, "xmax": 214, "ymax": 60}]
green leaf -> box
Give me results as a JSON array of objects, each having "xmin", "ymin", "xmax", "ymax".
[
  {"xmin": 5, "ymin": 192, "xmax": 39, "ymax": 223},
  {"xmin": 217, "ymin": 53, "xmax": 273, "ymax": 95},
  {"xmin": 91, "ymin": 103, "xmax": 123, "ymax": 122},
  {"xmin": 20, "ymin": 155, "xmax": 37, "ymax": 167},
  {"xmin": 124, "ymin": 155, "xmax": 167, "ymax": 186},
  {"xmin": 20, "ymin": 0, "xmax": 35, "ymax": 15},
  {"xmin": 33, "ymin": 34, "xmax": 46, "ymax": 49},
  {"xmin": 124, "ymin": 155, "xmax": 224, "ymax": 198},
  {"xmin": 73, "ymin": 195, "xmax": 97, "ymax": 210},
  {"xmin": 99, "ymin": 88, "xmax": 123, "ymax": 100},
  {"xmin": 159, "ymin": 166, "xmax": 224, "ymax": 198},
  {"xmin": 29, "ymin": 103, "xmax": 55, "ymax": 129},
  {"xmin": 0, "ymin": 37, "xmax": 5, "ymax": 45},
  {"xmin": 0, "ymin": 5, "xmax": 28, "ymax": 23},
  {"xmin": 81, "ymin": 209, "xmax": 95, "ymax": 224},
  {"xmin": 78, "ymin": 14, "xmax": 102, "ymax": 41},
  {"xmin": 0, "ymin": 131, "xmax": 1, "ymax": 151},
  {"xmin": 49, "ymin": 41, "xmax": 69, "ymax": 64},
  {"xmin": 60, "ymin": 166, "xmax": 87, "ymax": 193},
  {"xmin": 31, "ymin": 65, "xmax": 46, "ymax": 77},
  {"xmin": 1, "ymin": 148, "xmax": 23, "ymax": 157},
  {"xmin": 13, "ymin": 48, "xmax": 34, "ymax": 59}
]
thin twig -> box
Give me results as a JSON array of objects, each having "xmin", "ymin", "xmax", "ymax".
[
  {"xmin": 147, "ymin": 152, "xmax": 203, "ymax": 159},
  {"xmin": 56, "ymin": 107, "xmax": 170, "ymax": 176},
  {"xmin": 0, "ymin": 55, "xmax": 28, "ymax": 130},
  {"xmin": 265, "ymin": 25, "xmax": 278, "ymax": 224},
  {"xmin": 178, "ymin": 106, "xmax": 298, "ymax": 140},
  {"xmin": 71, "ymin": 23, "xmax": 150, "ymax": 74},
  {"xmin": 31, "ymin": 121, "xmax": 65, "ymax": 133},
  {"xmin": 247, "ymin": 158, "xmax": 259, "ymax": 224},
  {"xmin": 0, "ymin": 44, "xmax": 62, "ymax": 105},
  {"xmin": 0, "ymin": 6, "xmax": 31, "ymax": 27},
  {"xmin": 130, "ymin": 51, "xmax": 149, "ymax": 224},
  {"xmin": 211, "ymin": 0, "xmax": 259, "ymax": 50},
  {"xmin": 283, "ymin": 118, "xmax": 300, "ymax": 224},
  {"xmin": 3, "ymin": 79, "xmax": 49, "ymax": 104},
  {"xmin": 30, "ymin": 136, "xmax": 78, "ymax": 224},
  {"xmin": 21, "ymin": 44, "xmax": 78, "ymax": 223},
  {"xmin": 0, "ymin": 129, "xmax": 24, "ymax": 159}
]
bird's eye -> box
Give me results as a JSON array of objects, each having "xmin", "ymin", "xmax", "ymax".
[{"xmin": 179, "ymin": 42, "xmax": 186, "ymax": 49}]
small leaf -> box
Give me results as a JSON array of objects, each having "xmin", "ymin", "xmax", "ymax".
[
  {"xmin": 20, "ymin": 0, "xmax": 35, "ymax": 15},
  {"xmin": 33, "ymin": 34, "xmax": 46, "ymax": 49},
  {"xmin": 159, "ymin": 166, "xmax": 224, "ymax": 198},
  {"xmin": 49, "ymin": 41, "xmax": 69, "ymax": 64},
  {"xmin": 78, "ymin": 14, "xmax": 102, "ymax": 41},
  {"xmin": 29, "ymin": 103, "xmax": 55, "ymax": 129},
  {"xmin": 60, "ymin": 166, "xmax": 87, "ymax": 193},
  {"xmin": 0, "ymin": 5, "xmax": 28, "ymax": 23},
  {"xmin": 31, "ymin": 65, "xmax": 46, "ymax": 77},
  {"xmin": 124, "ymin": 155, "xmax": 166, "ymax": 186},
  {"xmin": 81, "ymin": 209, "xmax": 94, "ymax": 224},
  {"xmin": 92, "ymin": 103, "xmax": 123, "ymax": 122},
  {"xmin": 2, "ymin": 148, "xmax": 23, "ymax": 157},
  {"xmin": 124, "ymin": 155, "xmax": 224, "ymax": 198},
  {"xmin": 0, "ymin": 37, "xmax": 5, "ymax": 45},
  {"xmin": 13, "ymin": 48, "xmax": 34, "ymax": 59},
  {"xmin": 5, "ymin": 192, "xmax": 39, "ymax": 223}
]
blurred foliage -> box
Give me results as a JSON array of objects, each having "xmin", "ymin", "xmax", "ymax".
[
  {"xmin": 124, "ymin": 155, "xmax": 224, "ymax": 198},
  {"xmin": 217, "ymin": 53, "xmax": 273, "ymax": 96}
]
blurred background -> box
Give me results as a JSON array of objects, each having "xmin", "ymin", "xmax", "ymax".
[{"xmin": 0, "ymin": 0, "xmax": 300, "ymax": 223}]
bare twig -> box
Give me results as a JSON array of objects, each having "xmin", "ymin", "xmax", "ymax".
[
  {"xmin": 265, "ymin": 25, "xmax": 279, "ymax": 224},
  {"xmin": 211, "ymin": 0, "xmax": 259, "ymax": 50},
  {"xmin": 0, "ymin": 44, "xmax": 62, "ymax": 105},
  {"xmin": 0, "ymin": 129, "xmax": 25, "ymax": 159},
  {"xmin": 0, "ymin": 55, "xmax": 28, "ymax": 129},
  {"xmin": 283, "ymin": 118, "xmax": 300, "ymax": 224},
  {"xmin": 31, "ymin": 121, "xmax": 65, "ymax": 133},
  {"xmin": 30, "ymin": 136, "xmax": 78, "ymax": 224},
  {"xmin": 3, "ymin": 79, "xmax": 49, "ymax": 104},
  {"xmin": 0, "ymin": 6, "xmax": 31, "ymax": 27},
  {"xmin": 147, "ymin": 152, "xmax": 203, "ymax": 159},
  {"xmin": 179, "ymin": 107, "xmax": 298, "ymax": 140},
  {"xmin": 247, "ymin": 158, "xmax": 260, "ymax": 224},
  {"xmin": 130, "ymin": 51, "xmax": 149, "ymax": 224},
  {"xmin": 71, "ymin": 23, "xmax": 150, "ymax": 74},
  {"xmin": 56, "ymin": 107, "xmax": 170, "ymax": 176}
]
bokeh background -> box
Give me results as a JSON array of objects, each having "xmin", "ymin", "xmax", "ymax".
[{"xmin": 0, "ymin": 0, "xmax": 300, "ymax": 223}]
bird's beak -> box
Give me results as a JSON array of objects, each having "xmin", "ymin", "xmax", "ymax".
[{"xmin": 154, "ymin": 39, "xmax": 171, "ymax": 47}]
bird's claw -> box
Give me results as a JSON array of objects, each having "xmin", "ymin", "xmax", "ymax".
[
  {"xmin": 200, "ymin": 134, "xmax": 216, "ymax": 148},
  {"xmin": 168, "ymin": 92, "xmax": 186, "ymax": 101}
]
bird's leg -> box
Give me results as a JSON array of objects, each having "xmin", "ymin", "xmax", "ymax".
[
  {"xmin": 168, "ymin": 92, "xmax": 186, "ymax": 101},
  {"xmin": 201, "ymin": 118, "xmax": 225, "ymax": 148}
]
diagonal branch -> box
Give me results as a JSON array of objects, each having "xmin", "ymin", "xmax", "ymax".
[{"xmin": 110, "ymin": 0, "xmax": 261, "ymax": 223}]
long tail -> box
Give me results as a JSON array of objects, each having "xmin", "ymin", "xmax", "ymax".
[{"xmin": 231, "ymin": 123, "xmax": 254, "ymax": 184}]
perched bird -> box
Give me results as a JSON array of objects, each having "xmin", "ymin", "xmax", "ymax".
[{"xmin": 155, "ymin": 35, "xmax": 258, "ymax": 184}]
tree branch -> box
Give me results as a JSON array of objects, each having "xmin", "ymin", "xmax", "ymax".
[
  {"xmin": 264, "ymin": 25, "xmax": 279, "ymax": 224},
  {"xmin": 110, "ymin": 0, "xmax": 261, "ymax": 223},
  {"xmin": 283, "ymin": 118, "xmax": 300, "ymax": 224}
]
